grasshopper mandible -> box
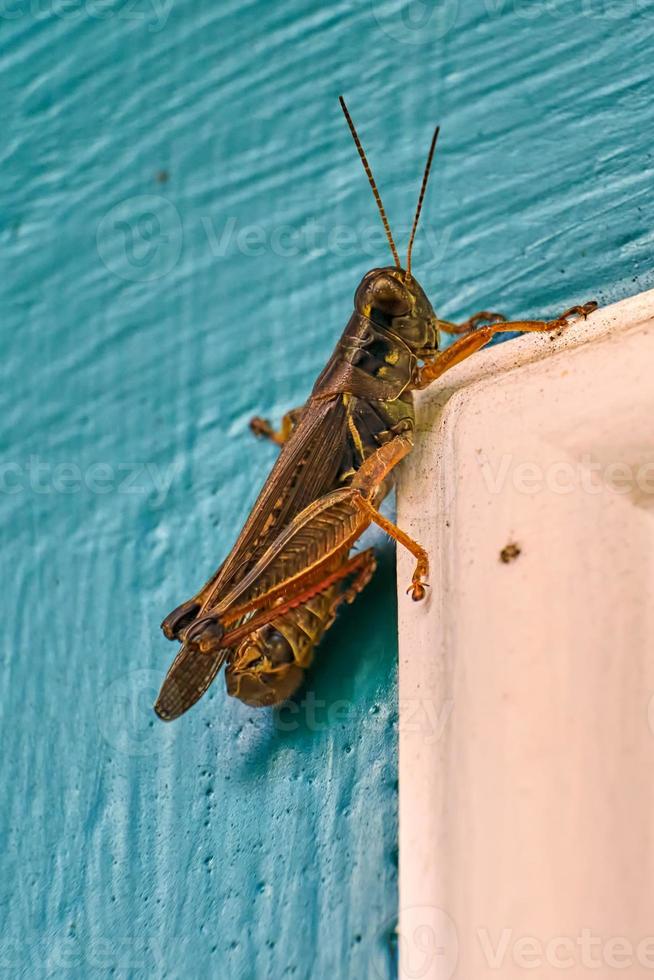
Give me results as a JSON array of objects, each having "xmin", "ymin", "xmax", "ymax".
[{"xmin": 154, "ymin": 97, "xmax": 597, "ymax": 720}]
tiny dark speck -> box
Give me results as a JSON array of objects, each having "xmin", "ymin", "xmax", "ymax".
[
  {"xmin": 155, "ymin": 169, "xmax": 169, "ymax": 183},
  {"xmin": 500, "ymin": 542, "xmax": 521, "ymax": 564}
]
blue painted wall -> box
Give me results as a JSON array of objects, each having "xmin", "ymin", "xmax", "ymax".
[{"xmin": 1, "ymin": 1, "xmax": 652, "ymax": 977}]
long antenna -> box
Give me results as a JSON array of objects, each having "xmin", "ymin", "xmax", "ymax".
[
  {"xmin": 405, "ymin": 125, "xmax": 440, "ymax": 280},
  {"xmin": 339, "ymin": 95, "xmax": 401, "ymax": 270}
]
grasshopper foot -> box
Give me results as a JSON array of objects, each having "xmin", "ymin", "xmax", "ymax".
[
  {"xmin": 548, "ymin": 300, "xmax": 598, "ymax": 332},
  {"xmin": 407, "ymin": 580, "xmax": 429, "ymax": 602},
  {"xmin": 406, "ymin": 558, "xmax": 429, "ymax": 601},
  {"xmin": 249, "ymin": 416, "xmax": 274, "ymax": 440},
  {"xmin": 249, "ymin": 407, "xmax": 303, "ymax": 446}
]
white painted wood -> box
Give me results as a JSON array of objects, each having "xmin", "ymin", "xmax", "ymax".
[{"xmin": 396, "ymin": 291, "xmax": 654, "ymax": 980}]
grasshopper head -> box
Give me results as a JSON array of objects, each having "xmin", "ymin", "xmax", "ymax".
[
  {"xmin": 355, "ymin": 266, "xmax": 439, "ymax": 358},
  {"xmin": 225, "ymin": 626, "xmax": 305, "ymax": 708},
  {"xmin": 338, "ymin": 96, "xmax": 441, "ymax": 358}
]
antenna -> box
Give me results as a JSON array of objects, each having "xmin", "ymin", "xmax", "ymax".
[
  {"xmin": 339, "ymin": 95, "xmax": 401, "ymax": 270},
  {"xmin": 405, "ymin": 125, "xmax": 440, "ymax": 280}
]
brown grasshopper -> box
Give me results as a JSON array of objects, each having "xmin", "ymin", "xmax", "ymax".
[{"xmin": 154, "ymin": 97, "xmax": 596, "ymax": 720}]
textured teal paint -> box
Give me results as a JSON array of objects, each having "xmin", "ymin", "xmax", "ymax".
[{"xmin": 1, "ymin": 0, "xmax": 652, "ymax": 977}]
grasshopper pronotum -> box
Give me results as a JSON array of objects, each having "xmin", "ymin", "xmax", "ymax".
[{"xmin": 154, "ymin": 97, "xmax": 596, "ymax": 719}]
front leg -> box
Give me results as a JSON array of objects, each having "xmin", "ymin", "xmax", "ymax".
[
  {"xmin": 349, "ymin": 430, "xmax": 429, "ymax": 599},
  {"xmin": 249, "ymin": 406, "xmax": 304, "ymax": 446},
  {"xmin": 417, "ymin": 301, "xmax": 597, "ymax": 388},
  {"xmin": 438, "ymin": 310, "xmax": 507, "ymax": 336}
]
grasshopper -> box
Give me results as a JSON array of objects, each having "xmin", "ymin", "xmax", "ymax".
[{"xmin": 154, "ymin": 97, "xmax": 596, "ymax": 720}]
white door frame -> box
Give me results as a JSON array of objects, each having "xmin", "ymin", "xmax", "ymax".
[{"xmin": 396, "ymin": 290, "xmax": 654, "ymax": 980}]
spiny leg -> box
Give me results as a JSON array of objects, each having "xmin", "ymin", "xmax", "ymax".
[
  {"xmin": 220, "ymin": 549, "xmax": 378, "ymax": 648},
  {"xmin": 249, "ymin": 406, "xmax": 304, "ymax": 446},
  {"xmin": 213, "ymin": 487, "xmax": 370, "ymax": 623},
  {"xmin": 417, "ymin": 301, "xmax": 597, "ymax": 388},
  {"xmin": 438, "ymin": 310, "xmax": 506, "ymax": 336},
  {"xmin": 225, "ymin": 472, "xmax": 428, "ymax": 605},
  {"xmin": 184, "ymin": 442, "xmax": 430, "ymax": 662},
  {"xmin": 177, "ymin": 485, "xmax": 373, "ymax": 658},
  {"xmin": 157, "ymin": 549, "xmax": 371, "ymax": 717},
  {"xmin": 192, "ymin": 467, "xmax": 429, "ymax": 650},
  {"xmin": 185, "ymin": 547, "xmax": 377, "ymax": 658}
]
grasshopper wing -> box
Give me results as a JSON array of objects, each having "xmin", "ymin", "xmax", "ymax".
[
  {"xmin": 154, "ymin": 642, "xmax": 229, "ymax": 721},
  {"xmin": 162, "ymin": 394, "xmax": 349, "ymax": 640},
  {"xmin": 204, "ymin": 395, "xmax": 349, "ymax": 600},
  {"xmin": 155, "ymin": 487, "xmax": 369, "ymax": 720}
]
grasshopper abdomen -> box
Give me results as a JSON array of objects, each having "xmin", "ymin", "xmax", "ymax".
[{"xmin": 224, "ymin": 549, "xmax": 377, "ymax": 707}]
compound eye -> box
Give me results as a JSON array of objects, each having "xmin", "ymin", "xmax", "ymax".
[
  {"xmin": 264, "ymin": 628, "xmax": 294, "ymax": 666},
  {"xmin": 371, "ymin": 275, "xmax": 410, "ymax": 318}
]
